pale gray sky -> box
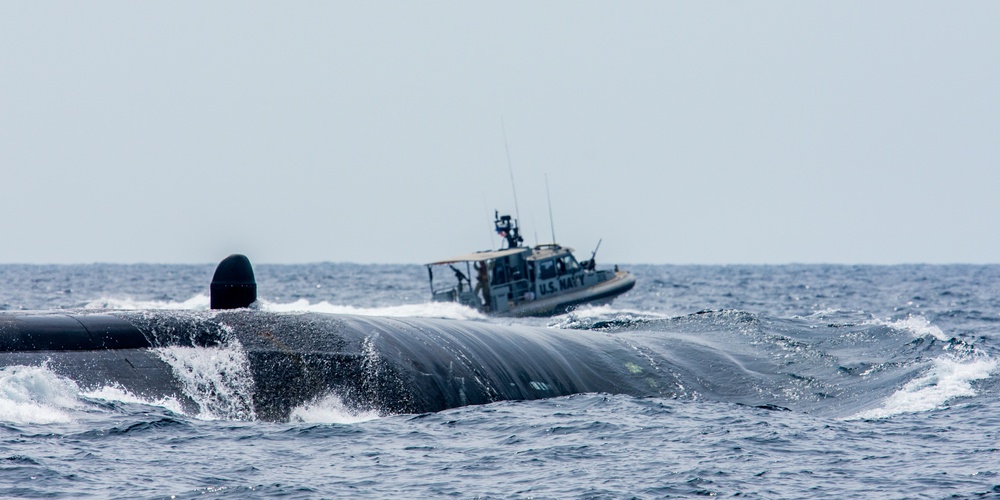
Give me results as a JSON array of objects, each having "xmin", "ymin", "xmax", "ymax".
[{"xmin": 1, "ymin": 2, "xmax": 997, "ymax": 264}]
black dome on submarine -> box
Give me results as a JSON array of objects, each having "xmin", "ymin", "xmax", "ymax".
[{"xmin": 210, "ymin": 254, "xmax": 257, "ymax": 309}]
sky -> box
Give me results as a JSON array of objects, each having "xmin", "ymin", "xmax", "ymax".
[{"xmin": 1, "ymin": 2, "xmax": 998, "ymax": 265}]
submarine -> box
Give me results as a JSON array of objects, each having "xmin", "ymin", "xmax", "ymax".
[{"xmin": 0, "ymin": 255, "xmax": 698, "ymax": 421}]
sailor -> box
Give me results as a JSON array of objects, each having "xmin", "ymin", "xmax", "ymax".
[
  {"xmin": 474, "ymin": 261, "xmax": 491, "ymax": 309},
  {"xmin": 450, "ymin": 265, "xmax": 469, "ymax": 292}
]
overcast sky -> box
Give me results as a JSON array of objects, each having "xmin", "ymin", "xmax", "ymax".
[{"xmin": 1, "ymin": 2, "xmax": 997, "ymax": 265}]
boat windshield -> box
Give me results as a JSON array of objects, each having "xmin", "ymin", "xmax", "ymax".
[
  {"xmin": 560, "ymin": 255, "xmax": 581, "ymax": 274},
  {"xmin": 538, "ymin": 260, "xmax": 556, "ymax": 280}
]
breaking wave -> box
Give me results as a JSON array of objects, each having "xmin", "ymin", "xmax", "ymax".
[
  {"xmin": 0, "ymin": 365, "xmax": 81, "ymax": 424},
  {"xmin": 549, "ymin": 304, "xmax": 672, "ymax": 329},
  {"xmin": 850, "ymin": 355, "xmax": 998, "ymax": 419},
  {"xmin": 866, "ymin": 314, "xmax": 951, "ymax": 341},
  {"xmin": 0, "ymin": 365, "xmax": 185, "ymax": 425},
  {"xmin": 289, "ymin": 393, "xmax": 382, "ymax": 424}
]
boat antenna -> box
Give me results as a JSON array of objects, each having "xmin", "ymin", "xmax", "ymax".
[
  {"xmin": 483, "ymin": 194, "xmax": 496, "ymax": 249},
  {"xmin": 501, "ymin": 117, "xmax": 521, "ymax": 224},
  {"xmin": 545, "ymin": 173, "xmax": 556, "ymax": 244}
]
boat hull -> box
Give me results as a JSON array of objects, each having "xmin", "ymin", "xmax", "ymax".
[{"xmin": 501, "ymin": 270, "xmax": 636, "ymax": 317}]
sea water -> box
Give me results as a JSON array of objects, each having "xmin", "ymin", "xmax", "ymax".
[{"xmin": 0, "ymin": 263, "xmax": 998, "ymax": 498}]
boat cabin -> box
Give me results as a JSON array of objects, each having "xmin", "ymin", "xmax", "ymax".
[
  {"xmin": 426, "ymin": 244, "xmax": 602, "ymax": 314},
  {"xmin": 426, "ymin": 211, "xmax": 634, "ymax": 316}
]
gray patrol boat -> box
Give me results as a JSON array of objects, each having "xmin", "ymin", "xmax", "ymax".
[{"xmin": 426, "ymin": 212, "xmax": 636, "ymax": 316}]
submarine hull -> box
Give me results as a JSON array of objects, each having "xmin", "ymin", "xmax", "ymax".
[{"xmin": 0, "ymin": 310, "xmax": 678, "ymax": 421}]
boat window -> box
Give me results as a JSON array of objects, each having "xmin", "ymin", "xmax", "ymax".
[
  {"xmin": 562, "ymin": 256, "xmax": 580, "ymax": 274},
  {"xmin": 538, "ymin": 260, "xmax": 556, "ymax": 280},
  {"xmin": 492, "ymin": 260, "xmax": 508, "ymax": 285},
  {"xmin": 510, "ymin": 258, "xmax": 525, "ymax": 281}
]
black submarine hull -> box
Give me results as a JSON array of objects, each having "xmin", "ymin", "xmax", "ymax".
[{"xmin": 0, "ymin": 310, "xmax": 680, "ymax": 421}]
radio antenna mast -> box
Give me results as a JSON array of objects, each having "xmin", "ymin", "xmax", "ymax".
[
  {"xmin": 483, "ymin": 194, "xmax": 496, "ymax": 249},
  {"xmin": 545, "ymin": 173, "xmax": 556, "ymax": 244},
  {"xmin": 501, "ymin": 117, "xmax": 521, "ymax": 224}
]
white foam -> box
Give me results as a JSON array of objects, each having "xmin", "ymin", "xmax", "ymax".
[
  {"xmin": 152, "ymin": 341, "xmax": 256, "ymax": 421},
  {"xmin": 850, "ymin": 355, "xmax": 998, "ymax": 420},
  {"xmin": 550, "ymin": 304, "xmax": 670, "ymax": 329},
  {"xmin": 0, "ymin": 365, "xmax": 81, "ymax": 424},
  {"xmin": 289, "ymin": 393, "xmax": 382, "ymax": 424},
  {"xmin": 82, "ymin": 293, "xmax": 483, "ymax": 321},
  {"xmin": 0, "ymin": 364, "xmax": 202, "ymax": 425},
  {"xmin": 259, "ymin": 299, "xmax": 486, "ymax": 321},
  {"xmin": 84, "ymin": 294, "xmax": 211, "ymax": 311},
  {"xmin": 81, "ymin": 385, "xmax": 186, "ymax": 415},
  {"xmin": 868, "ymin": 314, "xmax": 950, "ymax": 341}
]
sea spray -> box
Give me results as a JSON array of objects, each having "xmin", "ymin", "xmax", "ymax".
[
  {"xmin": 260, "ymin": 299, "xmax": 486, "ymax": 321},
  {"xmin": 87, "ymin": 294, "xmax": 486, "ymax": 321},
  {"xmin": 152, "ymin": 340, "xmax": 256, "ymax": 421},
  {"xmin": 81, "ymin": 385, "xmax": 186, "ymax": 415},
  {"xmin": 0, "ymin": 365, "xmax": 191, "ymax": 425},
  {"xmin": 289, "ymin": 393, "xmax": 381, "ymax": 424},
  {"xmin": 0, "ymin": 365, "xmax": 81, "ymax": 424}
]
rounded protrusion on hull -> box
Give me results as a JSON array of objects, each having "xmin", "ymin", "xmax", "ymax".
[{"xmin": 210, "ymin": 254, "xmax": 257, "ymax": 309}]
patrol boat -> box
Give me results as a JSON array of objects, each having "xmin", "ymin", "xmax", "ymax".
[{"xmin": 426, "ymin": 212, "xmax": 636, "ymax": 316}]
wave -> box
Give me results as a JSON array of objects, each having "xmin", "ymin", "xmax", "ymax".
[
  {"xmin": 0, "ymin": 365, "xmax": 82, "ymax": 424},
  {"xmin": 289, "ymin": 393, "xmax": 382, "ymax": 424},
  {"xmin": 849, "ymin": 355, "xmax": 998, "ymax": 419},
  {"xmin": 548, "ymin": 307, "xmax": 997, "ymax": 418},
  {"xmin": 0, "ymin": 365, "xmax": 184, "ymax": 425},
  {"xmin": 81, "ymin": 385, "xmax": 185, "ymax": 416},
  {"xmin": 549, "ymin": 304, "xmax": 672, "ymax": 330},
  {"xmin": 866, "ymin": 314, "xmax": 950, "ymax": 341}
]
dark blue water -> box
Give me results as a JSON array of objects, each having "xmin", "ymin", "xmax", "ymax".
[{"xmin": 1, "ymin": 264, "xmax": 998, "ymax": 498}]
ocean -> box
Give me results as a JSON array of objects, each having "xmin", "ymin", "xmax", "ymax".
[{"xmin": 0, "ymin": 263, "xmax": 998, "ymax": 498}]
